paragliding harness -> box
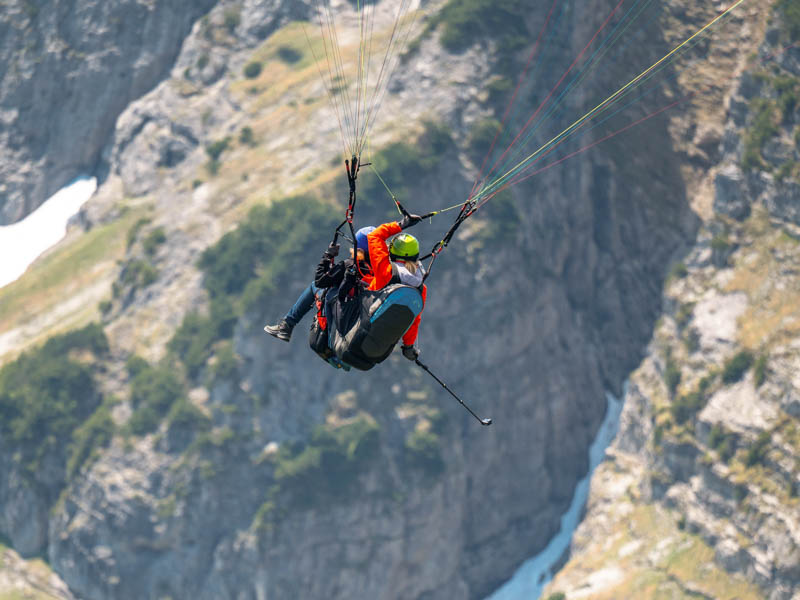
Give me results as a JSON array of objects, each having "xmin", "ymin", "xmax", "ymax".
[
  {"xmin": 307, "ymin": 156, "xmax": 366, "ymax": 367},
  {"xmin": 308, "ymin": 156, "xmax": 426, "ymax": 371}
]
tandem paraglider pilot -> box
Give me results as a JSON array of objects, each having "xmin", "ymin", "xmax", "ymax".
[{"xmin": 263, "ymin": 212, "xmax": 426, "ymax": 372}]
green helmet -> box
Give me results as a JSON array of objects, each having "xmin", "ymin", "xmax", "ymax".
[{"xmin": 389, "ymin": 233, "xmax": 420, "ymax": 261}]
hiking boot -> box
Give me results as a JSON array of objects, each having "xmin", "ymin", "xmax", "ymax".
[{"xmin": 264, "ymin": 319, "xmax": 293, "ymax": 342}]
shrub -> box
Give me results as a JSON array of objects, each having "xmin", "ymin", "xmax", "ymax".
[
  {"xmin": 243, "ymin": 61, "xmax": 262, "ymax": 79},
  {"xmin": 142, "ymin": 227, "xmax": 167, "ymax": 257},
  {"xmin": 710, "ymin": 233, "xmax": 731, "ymax": 254},
  {"xmin": 671, "ymin": 373, "xmax": 714, "ymax": 424},
  {"xmin": 167, "ymin": 398, "xmax": 211, "ymax": 433},
  {"xmin": 211, "ymin": 343, "xmax": 239, "ymax": 382},
  {"xmin": 708, "ymin": 423, "xmax": 736, "ymax": 462},
  {"xmin": 753, "ymin": 353, "xmax": 768, "ymax": 387},
  {"xmin": 121, "ymin": 259, "xmax": 158, "ymax": 289},
  {"xmin": 486, "ymin": 75, "xmax": 513, "ymax": 106},
  {"xmin": 126, "ymin": 355, "xmax": 150, "ymax": 378},
  {"xmin": 239, "ymin": 126, "xmax": 255, "ymax": 146},
  {"xmin": 355, "ymin": 121, "xmax": 454, "ymax": 212},
  {"xmin": 0, "ymin": 324, "xmax": 108, "ymax": 479},
  {"xmin": 277, "ymin": 46, "xmax": 303, "ymax": 64},
  {"xmin": 206, "ymin": 138, "xmax": 231, "ymax": 161},
  {"xmin": 98, "ymin": 299, "xmax": 113, "ymax": 315},
  {"xmin": 429, "ymin": 0, "xmax": 529, "ymax": 54},
  {"xmin": 405, "ymin": 429, "xmax": 445, "ymax": 476},
  {"xmin": 722, "ymin": 350, "xmax": 754, "ymax": 384},
  {"xmin": 547, "ymin": 593, "xmax": 567, "ymax": 600},
  {"xmin": 668, "ymin": 262, "xmax": 688, "ymax": 281},
  {"xmin": 197, "ymin": 54, "xmax": 210, "ymax": 71},
  {"xmin": 169, "ymin": 312, "xmax": 218, "ymax": 378},
  {"xmin": 741, "ymin": 98, "xmax": 779, "ymax": 171},
  {"xmin": 126, "ymin": 217, "xmax": 152, "ymax": 249},
  {"xmin": 664, "ymin": 354, "xmax": 681, "ymax": 397},
  {"xmin": 774, "ymin": 75, "xmax": 799, "ymax": 120},
  {"xmin": 127, "ymin": 365, "xmax": 185, "ymax": 435},
  {"xmin": 468, "ymin": 118, "xmax": 503, "ymax": 160},
  {"xmin": 744, "ymin": 430, "xmax": 771, "ymax": 467},
  {"xmin": 675, "ymin": 302, "xmax": 695, "ymax": 329},
  {"xmin": 273, "ymin": 417, "xmax": 379, "ymax": 507},
  {"xmin": 777, "ymin": 0, "xmax": 800, "ymax": 40},
  {"xmin": 198, "ymin": 195, "xmax": 338, "ymax": 301},
  {"xmin": 206, "ymin": 159, "xmax": 221, "ymax": 176},
  {"xmin": 223, "ymin": 7, "xmax": 241, "ymax": 33},
  {"xmin": 67, "ymin": 403, "xmax": 115, "ymax": 479}
]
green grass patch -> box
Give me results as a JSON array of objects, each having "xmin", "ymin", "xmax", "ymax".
[{"xmin": 0, "ymin": 208, "xmax": 146, "ymax": 332}]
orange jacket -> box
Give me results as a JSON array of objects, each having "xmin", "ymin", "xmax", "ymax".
[{"xmin": 367, "ymin": 221, "xmax": 427, "ymax": 347}]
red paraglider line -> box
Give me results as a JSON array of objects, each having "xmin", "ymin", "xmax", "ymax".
[
  {"xmin": 471, "ymin": 0, "xmax": 560, "ymax": 197},
  {"xmin": 474, "ymin": 90, "xmax": 701, "ymax": 209},
  {"xmin": 473, "ymin": 0, "xmax": 628, "ymax": 198}
]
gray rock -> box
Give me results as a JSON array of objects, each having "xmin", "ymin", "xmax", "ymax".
[
  {"xmin": 714, "ymin": 163, "xmax": 751, "ymax": 220},
  {"xmin": 0, "ymin": 0, "xmax": 218, "ymax": 225},
  {"xmin": 763, "ymin": 138, "xmax": 794, "ymax": 168},
  {"xmin": 738, "ymin": 71, "xmax": 763, "ymax": 101},
  {"xmin": 766, "ymin": 181, "xmax": 800, "ymax": 226}
]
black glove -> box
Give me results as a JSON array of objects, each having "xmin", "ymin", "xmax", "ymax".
[
  {"xmin": 401, "ymin": 345, "xmax": 419, "ymax": 361},
  {"xmin": 398, "ymin": 214, "xmax": 422, "ymax": 230},
  {"xmin": 338, "ymin": 266, "xmax": 358, "ymax": 302},
  {"xmin": 324, "ymin": 242, "xmax": 340, "ymax": 259}
]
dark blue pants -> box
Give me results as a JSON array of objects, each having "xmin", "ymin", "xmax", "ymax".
[{"xmin": 284, "ymin": 283, "xmax": 319, "ymax": 327}]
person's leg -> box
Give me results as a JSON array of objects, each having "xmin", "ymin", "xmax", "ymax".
[
  {"xmin": 284, "ymin": 283, "xmax": 318, "ymax": 327},
  {"xmin": 264, "ymin": 283, "xmax": 318, "ymax": 341}
]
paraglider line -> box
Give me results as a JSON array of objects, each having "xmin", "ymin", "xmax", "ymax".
[
  {"xmin": 476, "ymin": 91, "xmax": 701, "ymax": 209},
  {"xmin": 474, "ymin": 0, "xmax": 627, "ymax": 196}
]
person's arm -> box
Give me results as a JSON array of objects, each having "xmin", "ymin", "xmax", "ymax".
[
  {"xmin": 367, "ymin": 221, "xmax": 402, "ymax": 290},
  {"xmin": 401, "ymin": 283, "xmax": 426, "ymax": 348},
  {"xmin": 315, "ymin": 251, "xmax": 346, "ymax": 288}
]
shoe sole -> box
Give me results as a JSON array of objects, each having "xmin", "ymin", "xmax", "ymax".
[{"xmin": 264, "ymin": 326, "xmax": 291, "ymax": 342}]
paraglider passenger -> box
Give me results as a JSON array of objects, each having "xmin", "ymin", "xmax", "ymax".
[
  {"xmin": 264, "ymin": 226, "xmax": 375, "ymax": 341},
  {"xmin": 366, "ymin": 213, "xmax": 426, "ymax": 360}
]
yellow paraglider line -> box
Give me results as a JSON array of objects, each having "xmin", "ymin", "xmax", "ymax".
[{"xmin": 473, "ymin": 0, "xmax": 749, "ymax": 201}]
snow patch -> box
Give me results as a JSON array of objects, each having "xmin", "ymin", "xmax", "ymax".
[{"xmin": 0, "ymin": 176, "xmax": 97, "ymax": 289}]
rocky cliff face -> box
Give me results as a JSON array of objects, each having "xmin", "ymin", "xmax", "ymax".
[
  {"xmin": 545, "ymin": 3, "xmax": 800, "ymax": 599},
  {"xmin": 0, "ymin": 0, "xmax": 220, "ymax": 224},
  {"xmin": 0, "ymin": 0, "xmax": 771, "ymax": 598}
]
